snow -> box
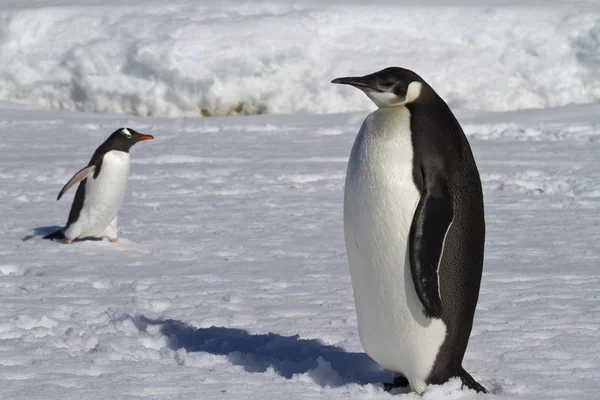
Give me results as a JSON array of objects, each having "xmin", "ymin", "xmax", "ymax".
[
  {"xmin": 1, "ymin": 98, "xmax": 600, "ymax": 399},
  {"xmin": 2, "ymin": 1, "xmax": 600, "ymax": 117},
  {"xmin": 1, "ymin": 0, "xmax": 600, "ymax": 399}
]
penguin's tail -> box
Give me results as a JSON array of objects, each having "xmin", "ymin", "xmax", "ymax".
[
  {"xmin": 43, "ymin": 228, "xmax": 65, "ymax": 240},
  {"xmin": 459, "ymin": 368, "xmax": 488, "ymax": 393}
]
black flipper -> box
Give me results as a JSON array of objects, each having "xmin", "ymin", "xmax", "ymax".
[
  {"xmin": 409, "ymin": 168, "xmax": 453, "ymax": 318},
  {"xmin": 459, "ymin": 368, "xmax": 488, "ymax": 393},
  {"xmin": 43, "ymin": 228, "xmax": 65, "ymax": 240}
]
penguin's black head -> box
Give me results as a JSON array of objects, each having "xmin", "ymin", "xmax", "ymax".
[
  {"xmin": 105, "ymin": 127, "xmax": 153, "ymax": 152},
  {"xmin": 331, "ymin": 67, "xmax": 432, "ymax": 108}
]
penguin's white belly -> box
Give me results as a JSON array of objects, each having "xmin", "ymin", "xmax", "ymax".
[
  {"xmin": 72, "ymin": 150, "xmax": 130, "ymax": 237},
  {"xmin": 343, "ymin": 106, "xmax": 447, "ymax": 392}
]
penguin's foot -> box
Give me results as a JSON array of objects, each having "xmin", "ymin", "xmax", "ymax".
[
  {"xmin": 109, "ymin": 238, "xmax": 118, "ymax": 243},
  {"xmin": 459, "ymin": 369, "xmax": 488, "ymax": 393},
  {"xmin": 65, "ymin": 239, "xmax": 73, "ymax": 245},
  {"xmin": 384, "ymin": 374, "xmax": 409, "ymax": 392}
]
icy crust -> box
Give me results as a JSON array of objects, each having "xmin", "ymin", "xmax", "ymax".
[{"xmin": 1, "ymin": 1, "xmax": 600, "ymax": 117}]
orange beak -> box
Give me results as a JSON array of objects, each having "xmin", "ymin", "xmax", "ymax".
[{"xmin": 138, "ymin": 134, "xmax": 154, "ymax": 141}]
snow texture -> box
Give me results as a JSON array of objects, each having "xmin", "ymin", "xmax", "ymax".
[
  {"xmin": 1, "ymin": 0, "xmax": 600, "ymax": 117},
  {"xmin": 1, "ymin": 98, "xmax": 600, "ymax": 399}
]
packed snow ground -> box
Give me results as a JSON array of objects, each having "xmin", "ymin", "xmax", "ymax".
[
  {"xmin": 2, "ymin": 0, "xmax": 600, "ymax": 117},
  {"xmin": 0, "ymin": 99, "xmax": 599, "ymax": 399}
]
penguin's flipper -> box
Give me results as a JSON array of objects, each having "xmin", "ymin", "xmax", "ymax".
[
  {"xmin": 409, "ymin": 174, "xmax": 453, "ymax": 319},
  {"xmin": 57, "ymin": 165, "xmax": 96, "ymax": 201}
]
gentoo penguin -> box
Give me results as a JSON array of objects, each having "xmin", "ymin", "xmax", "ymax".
[
  {"xmin": 332, "ymin": 67, "xmax": 487, "ymax": 394},
  {"xmin": 44, "ymin": 128, "xmax": 153, "ymax": 244}
]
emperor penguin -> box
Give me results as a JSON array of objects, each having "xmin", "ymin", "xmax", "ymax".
[
  {"xmin": 332, "ymin": 67, "xmax": 487, "ymax": 394},
  {"xmin": 44, "ymin": 128, "xmax": 153, "ymax": 244}
]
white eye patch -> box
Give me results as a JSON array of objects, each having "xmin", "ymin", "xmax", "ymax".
[
  {"xmin": 362, "ymin": 81, "xmax": 423, "ymax": 108},
  {"xmin": 122, "ymin": 128, "xmax": 132, "ymax": 138},
  {"xmin": 404, "ymin": 81, "xmax": 422, "ymax": 104}
]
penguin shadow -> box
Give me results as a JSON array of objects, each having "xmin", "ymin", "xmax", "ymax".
[
  {"xmin": 133, "ymin": 315, "xmax": 397, "ymax": 389},
  {"xmin": 22, "ymin": 225, "xmax": 62, "ymax": 242},
  {"xmin": 21, "ymin": 226, "xmax": 103, "ymax": 243}
]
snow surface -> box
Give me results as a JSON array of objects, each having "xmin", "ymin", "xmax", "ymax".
[
  {"xmin": 2, "ymin": 0, "xmax": 600, "ymax": 117},
  {"xmin": 1, "ymin": 98, "xmax": 600, "ymax": 399}
]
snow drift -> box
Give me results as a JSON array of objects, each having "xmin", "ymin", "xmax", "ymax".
[{"xmin": 1, "ymin": 1, "xmax": 600, "ymax": 117}]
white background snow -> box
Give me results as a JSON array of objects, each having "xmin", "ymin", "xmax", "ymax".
[
  {"xmin": 2, "ymin": 0, "xmax": 600, "ymax": 116},
  {"xmin": 1, "ymin": 1, "xmax": 600, "ymax": 399}
]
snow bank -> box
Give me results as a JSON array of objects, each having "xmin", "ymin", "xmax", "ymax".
[{"xmin": 1, "ymin": 1, "xmax": 600, "ymax": 117}]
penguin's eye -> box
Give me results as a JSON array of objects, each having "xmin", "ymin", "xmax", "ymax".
[
  {"xmin": 379, "ymin": 81, "xmax": 396, "ymax": 88},
  {"xmin": 121, "ymin": 128, "xmax": 132, "ymax": 139},
  {"xmin": 393, "ymin": 84, "xmax": 408, "ymax": 97}
]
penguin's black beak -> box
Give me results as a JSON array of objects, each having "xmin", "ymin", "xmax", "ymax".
[
  {"xmin": 136, "ymin": 134, "xmax": 154, "ymax": 141},
  {"xmin": 331, "ymin": 76, "xmax": 380, "ymax": 92}
]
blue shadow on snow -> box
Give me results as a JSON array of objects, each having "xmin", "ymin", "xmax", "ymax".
[
  {"xmin": 22, "ymin": 225, "xmax": 63, "ymax": 241},
  {"xmin": 133, "ymin": 315, "xmax": 390, "ymax": 388},
  {"xmin": 22, "ymin": 225, "xmax": 104, "ymax": 242}
]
